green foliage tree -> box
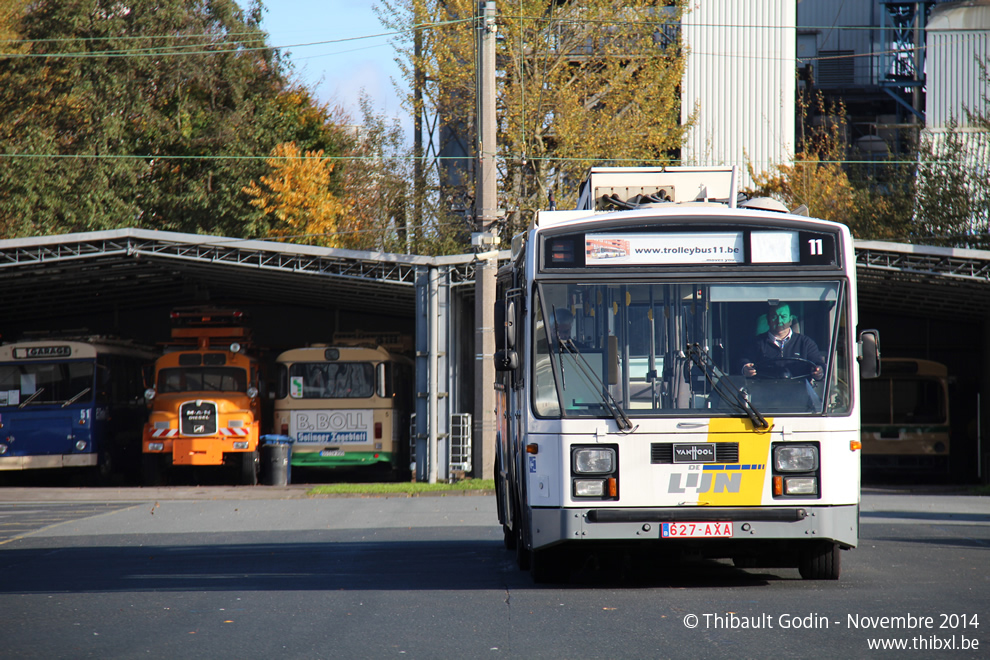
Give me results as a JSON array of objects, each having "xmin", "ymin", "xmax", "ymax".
[
  {"xmin": 914, "ymin": 119, "xmax": 990, "ymax": 245},
  {"xmin": 0, "ymin": 0, "xmax": 349, "ymax": 239},
  {"xmin": 377, "ymin": 0, "xmax": 690, "ymax": 242}
]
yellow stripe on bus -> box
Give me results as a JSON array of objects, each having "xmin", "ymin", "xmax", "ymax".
[{"xmin": 698, "ymin": 417, "xmax": 774, "ymax": 506}]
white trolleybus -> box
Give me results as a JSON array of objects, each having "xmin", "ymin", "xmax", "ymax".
[{"xmin": 493, "ymin": 167, "xmax": 880, "ymax": 582}]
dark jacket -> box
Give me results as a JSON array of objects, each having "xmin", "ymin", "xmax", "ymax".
[{"xmin": 741, "ymin": 332, "xmax": 825, "ymax": 371}]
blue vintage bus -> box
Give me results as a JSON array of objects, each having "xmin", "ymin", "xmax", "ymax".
[{"xmin": 0, "ymin": 337, "xmax": 156, "ymax": 480}]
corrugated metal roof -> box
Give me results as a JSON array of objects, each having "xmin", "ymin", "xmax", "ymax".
[
  {"xmin": 3, "ymin": 231, "xmax": 990, "ymax": 333},
  {"xmin": 0, "ymin": 229, "xmax": 486, "ymax": 325}
]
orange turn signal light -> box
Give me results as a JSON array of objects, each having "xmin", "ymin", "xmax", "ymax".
[
  {"xmin": 850, "ymin": 440, "xmax": 862, "ymax": 451},
  {"xmin": 773, "ymin": 475, "xmax": 783, "ymax": 496},
  {"xmin": 526, "ymin": 443, "xmax": 539, "ymax": 455}
]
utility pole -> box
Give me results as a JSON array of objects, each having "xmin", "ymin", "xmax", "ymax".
[
  {"xmin": 412, "ymin": 6, "xmax": 425, "ymax": 254},
  {"xmin": 473, "ymin": 0, "xmax": 498, "ymax": 480}
]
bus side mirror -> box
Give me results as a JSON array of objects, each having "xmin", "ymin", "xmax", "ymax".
[
  {"xmin": 858, "ymin": 329, "xmax": 880, "ymax": 379},
  {"xmin": 494, "ymin": 349, "xmax": 518, "ymax": 371},
  {"xmin": 494, "ymin": 300, "xmax": 516, "ymax": 351}
]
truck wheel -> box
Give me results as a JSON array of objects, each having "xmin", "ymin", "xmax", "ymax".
[
  {"xmin": 798, "ymin": 541, "xmax": 841, "ymax": 580},
  {"xmin": 141, "ymin": 454, "xmax": 166, "ymax": 486},
  {"xmin": 240, "ymin": 450, "xmax": 259, "ymax": 486}
]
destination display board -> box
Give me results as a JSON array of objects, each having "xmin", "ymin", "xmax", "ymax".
[{"xmin": 543, "ymin": 226, "xmax": 839, "ymax": 270}]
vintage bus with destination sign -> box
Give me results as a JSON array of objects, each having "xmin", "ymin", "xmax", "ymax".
[
  {"xmin": 272, "ymin": 333, "xmax": 413, "ymax": 475},
  {"xmin": 0, "ymin": 336, "xmax": 156, "ymax": 479},
  {"xmin": 493, "ymin": 167, "xmax": 880, "ymax": 581}
]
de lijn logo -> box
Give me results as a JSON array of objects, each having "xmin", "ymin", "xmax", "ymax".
[{"xmin": 668, "ymin": 471, "xmax": 742, "ymax": 494}]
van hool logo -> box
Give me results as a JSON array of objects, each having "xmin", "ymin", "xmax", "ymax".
[{"xmin": 673, "ymin": 443, "xmax": 716, "ymax": 463}]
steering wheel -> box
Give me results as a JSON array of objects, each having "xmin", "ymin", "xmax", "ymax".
[{"xmin": 751, "ymin": 357, "xmax": 820, "ymax": 380}]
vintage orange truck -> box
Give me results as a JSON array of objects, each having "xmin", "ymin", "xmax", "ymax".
[{"xmin": 141, "ymin": 309, "xmax": 262, "ymax": 485}]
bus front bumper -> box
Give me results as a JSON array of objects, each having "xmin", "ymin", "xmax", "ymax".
[
  {"xmin": 0, "ymin": 454, "xmax": 97, "ymax": 470},
  {"xmin": 290, "ymin": 449, "xmax": 393, "ymax": 469},
  {"xmin": 531, "ymin": 504, "xmax": 859, "ymax": 550}
]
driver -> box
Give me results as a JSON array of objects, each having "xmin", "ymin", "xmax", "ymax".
[{"xmin": 741, "ymin": 303, "xmax": 825, "ymax": 380}]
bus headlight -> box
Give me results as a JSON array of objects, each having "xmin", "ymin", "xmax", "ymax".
[
  {"xmin": 148, "ymin": 442, "xmax": 165, "ymax": 451},
  {"xmin": 233, "ymin": 441, "xmax": 249, "ymax": 450},
  {"xmin": 75, "ymin": 440, "xmax": 88, "ymax": 451},
  {"xmin": 0, "ymin": 444, "xmax": 7, "ymax": 455},
  {"xmin": 574, "ymin": 479, "xmax": 606, "ymax": 497},
  {"xmin": 784, "ymin": 477, "xmax": 818, "ymax": 495},
  {"xmin": 144, "ymin": 388, "xmax": 156, "ymax": 401},
  {"xmin": 573, "ymin": 447, "xmax": 615, "ymax": 474},
  {"xmin": 774, "ymin": 445, "xmax": 818, "ymax": 472},
  {"xmin": 246, "ymin": 386, "xmax": 259, "ymax": 399},
  {"xmin": 571, "ymin": 445, "xmax": 618, "ymax": 499}
]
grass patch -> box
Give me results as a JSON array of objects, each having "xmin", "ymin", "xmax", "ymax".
[{"xmin": 308, "ymin": 478, "xmax": 495, "ymax": 496}]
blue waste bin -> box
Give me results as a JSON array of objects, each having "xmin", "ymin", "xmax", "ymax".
[{"xmin": 260, "ymin": 435, "xmax": 294, "ymax": 486}]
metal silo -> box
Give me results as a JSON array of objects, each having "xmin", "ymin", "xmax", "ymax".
[
  {"xmin": 923, "ymin": 0, "xmax": 990, "ymax": 228},
  {"xmin": 925, "ymin": 0, "xmax": 990, "ymax": 129},
  {"xmin": 680, "ymin": 1, "xmax": 797, "ymax": 190}
]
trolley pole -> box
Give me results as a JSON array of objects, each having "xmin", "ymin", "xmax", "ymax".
[{"xmin": 473, "ymin": 0, "xmax": 498, "ymax": 479}]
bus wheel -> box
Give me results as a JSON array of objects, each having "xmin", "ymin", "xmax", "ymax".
[
  {"xmin": 96, "ymin": 449, "xmax": 114, "ymax": 482},
  {"xmin": 798, "ymin": 541, "xmax": 841, "ymax": 580},
  {"xmin": 503, "ymin": 523, "xmax": 516, "ymax": 550},
  {"xmin": 141, "ymin": 454, "xmax": 167, "ymax": 487},
  {"xmin": 530, "ymin": 546, "xmax": 568, "ymax": 584},
  {"xmin": 240, "ymin": 450, "xmax": 259, "ymax": 486},
  {"xmin": 499, "ymin": 483, "xmax": 516, "ymax": 550}
]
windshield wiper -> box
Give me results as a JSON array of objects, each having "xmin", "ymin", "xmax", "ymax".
[
  {"xmin": 62, "ymin": 387, "xmax": 92, "ymax": 408},
  {"xmin": 18, "ymin": 387, "xmax": 45, "ymax": 408},
  {"xmin": 685, "ymin": 343, "xmax": 769, "ymax": 430},
  {"xmin": 559, "ymin": 339, "xmax": 637, "ymax": 433}
]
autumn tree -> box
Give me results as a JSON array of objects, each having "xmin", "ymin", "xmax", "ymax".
[
  {"xmin": 378, "ymin": 0, "xmax": 691, "ymax": 241},
  {"xmin": 0, "ymin": 0, "xmax": 348, "ymax": 239},
  {"xmin": 339, "ymin": 95, "xmax": 466, "ymax": 254},
  {"xmin": 243, "ymin": 142, "xmax": 355, "ymax": 247},
  {"xmin": 746, "ymin": 95, "xmax": 857, "ymax": 224},
  {"xmin": 746, "ymin": 92, "xmax": 919, "ymax": 240}
]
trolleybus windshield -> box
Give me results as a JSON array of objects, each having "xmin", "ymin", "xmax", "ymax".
[
  {"xmin": 533, "ymin": 280, "xmax": 850, "ymax": 418},
  {"xmin": 287, "ymin": 362, "xmax": 375, "ymax": 399},
  {"xmin": 0, "ymin": 362, "xmax": 94, "ymax": 406}
]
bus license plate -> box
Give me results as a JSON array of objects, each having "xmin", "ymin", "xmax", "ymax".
[
  {"xmin": 320, "ymin": 449, "xmax": 345, "ymax": 457},
  {"xmin": 661, "ymin": 522, "xmax": 733, "ymax": 538}
]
